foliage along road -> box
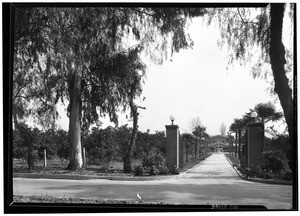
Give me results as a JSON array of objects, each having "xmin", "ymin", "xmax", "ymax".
[{"xmin": 13, "ymin": 153, "xmax": 292, "ymax": 209}]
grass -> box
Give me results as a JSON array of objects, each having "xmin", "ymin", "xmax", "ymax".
[
  {"xmin": 13, "ymin": 154, "xmax": 211, "ymax": 177},
  {"xmin": 224, "ymin": 154, "xmax": 240, "ymax": 167},
  {"xmin": 13, "ymin": 157, "xmax": 141, "ymax": 177}
]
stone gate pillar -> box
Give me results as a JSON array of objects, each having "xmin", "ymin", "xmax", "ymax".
[
  {"xmin": 165, "ymin": 124, "xmax": 180, "ymax": 172},
  {"xmin": 246, "ymin": 122, "xmax": 264, "ymax": 167}
]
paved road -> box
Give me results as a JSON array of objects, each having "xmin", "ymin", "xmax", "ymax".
[{"xmin": 13, "ymin": 153, "xmax": 292, "ymax": 209}]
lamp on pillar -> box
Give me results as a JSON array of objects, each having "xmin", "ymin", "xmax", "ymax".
[
  {"xmin": 251, "ymin": 111, "xmax": 258, "ymax": 120},
  {"xmin": 170, "ymin": 115, "xmax": 175, "ymax": 125},
  {"xmin": 166, "ymin": 115, "xmax": 180, "ymax": 172}
]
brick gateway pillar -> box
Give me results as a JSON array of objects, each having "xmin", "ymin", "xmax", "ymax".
[
  {"xmin": 165, "ymin": 124, "xmax": 180, "ymax": 172},
  {"xmin": 245, "ymin": 122, "xmax": 264, "ymax": 167}
]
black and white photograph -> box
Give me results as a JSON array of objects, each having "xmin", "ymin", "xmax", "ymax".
[{"xmin": 3, "ymin": 2, "xmax": 297, "ymax": 213}]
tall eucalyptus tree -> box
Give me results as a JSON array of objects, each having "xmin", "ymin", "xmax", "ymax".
[{"xmin": 13, "ymin": 6, "xmax": 206, "ymax": 170}]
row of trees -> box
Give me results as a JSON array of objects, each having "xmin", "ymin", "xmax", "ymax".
[
  {"xmin": 181, "ymin": 117, "xmax": 209, "ymax": 162},
  {"xmin": 11, "ymin": 4, "xmax": 294, "ymax": 173},
  {"xmin": 13, "ymin": 125, "xmax": 166, "ymax": 169}
]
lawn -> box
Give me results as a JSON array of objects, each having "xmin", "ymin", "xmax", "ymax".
[
  {"xmin": 13, "ymin": 154, "xmax": 211, "ymax": 177},
  {"xmin": 13, "ymin": 157, "xmax": 140, "ymax": 177}
]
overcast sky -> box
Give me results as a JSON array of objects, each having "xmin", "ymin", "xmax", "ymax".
[{"xmin": 56, "ymin": 16, "xmax": 286, "ymax": 136}]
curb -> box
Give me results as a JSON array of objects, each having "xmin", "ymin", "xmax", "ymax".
[
  {"xmin": 224, "ymin": 154, "xmax": 247, "ymax": 180},
  {"xmin": 224, "ymin": 154, "xmax": 292, "ymax": 186}
]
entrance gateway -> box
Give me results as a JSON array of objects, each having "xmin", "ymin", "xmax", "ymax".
[
  {"xmin": 165, "ymin": 124, "xmax": 231, "ymax": 171},
  {"xmin": 165, "ymin": 119, "xmax": 265, "ymax": 171}
]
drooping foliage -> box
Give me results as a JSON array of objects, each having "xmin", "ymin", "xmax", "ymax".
[
  {"xmin": 13, "ymin": 6, "xmax": 207, "ymax": 170},
  {"xmin": 206, "ymin": 5, "xmax": 294, "ymax": 170},
  {"xmin": 206, "ymin": 5, "xmax": 293, "ymax": 85}
]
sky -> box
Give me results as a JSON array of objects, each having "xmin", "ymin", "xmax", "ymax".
[{"xmin": 56, "ymin": 16, "xmax": 286, "ymax": 136}]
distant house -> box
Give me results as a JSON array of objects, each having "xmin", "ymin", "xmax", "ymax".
[{"xmin": 207, "ymin": 135, "xmax": 229, "ymax": 152}]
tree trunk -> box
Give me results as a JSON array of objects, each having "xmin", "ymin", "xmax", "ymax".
[
  {"xmin": 195, "ymin": 138, "xmax": 198, "ymax": 158},
  {"xmin": 123, "ymin": 152, "xmax": 132, "ymax": 173},
  {"xmin": 238, "ymin": 130, "xmax": 241, "ymax": 159},
  {"xmin": 235, "ymin": 131, "xmax": 238, "ymax": 157},
  {"xmin": 123, "ymin": 99, "xmax": 137, "ymax": 173},
  {"xmin": 67, "ymin": 69, "xmax": 83, "ymax": 170},
  {"xmin": 27, "ymin": 140, "xmax": 34, "ymax": 170},
  {"xmin": 13, "ymin": 112, "xmax": 34, "ymax": 170},
  {"xmin": 270, "ymin": 3, "xmax": 294, "ymax": 169},
  {"xmin": 123, "ymin": 94, "xmax": 146, "ymax": 173},
  {"xmin": 186, "ymin": 141, "xmax": 189, "ymax": 162}
]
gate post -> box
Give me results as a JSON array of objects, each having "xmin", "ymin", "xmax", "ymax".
[
  {"xmin": 246, "ymin": 122, "xmax": 264, "ymax": 167},
  {"xmin": 165, "ymin": 124, "xmax": 180, "ymax": 173}
]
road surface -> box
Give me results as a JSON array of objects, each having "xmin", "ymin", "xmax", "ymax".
[{"xmin": 13, "ymin": 153, "xmax": 292, "ymax": 209}]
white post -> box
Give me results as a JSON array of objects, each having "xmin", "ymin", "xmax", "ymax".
[
  {"xmin": 44, "ymin": 149, "xmax": 47, "ymax": 167},
  {"xmin": 82, "ymin": 147, "xmax": 86, "ymax": 167}
]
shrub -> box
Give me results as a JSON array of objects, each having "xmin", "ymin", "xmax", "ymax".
[
  {"xmin": 133, "ymin": 147, "xmax": 172, "ymax": 176},
  {"xmin": 158, "ymin": 165, "xmax": 170, "ymax": 175},
  {"xmin": 84, "ymin": 127, "xmax": 117, "ymax": 165},
  {"xmin": 277, "ymin": 168, "xmax": 292, "ymax": 181},
  {"xmin": 173, "ymin": 165, "xmax": 180, "ymax": 175},
  {"xmin": 142, "ymin": 148, "xmax": 165, "ymax": 168},
  {"xmin": 261, "ymin": 150, "xmax": 290, "ymax": 173},
  {"xmin": 99, "ymin": 164, "xmax": 115, "ymax": 173},
  {"xmin": 55, "ymin": 129, "xmax": 70, "ymax": 159},
  {"xmin": 135, "ymin": 131, "xmax": 166, "ymax": 158},
  {"xmin": 133, "ymin": 165, "xmax": 146, "ymax": 176},
  {"xmin": 13, "ymin": 125, "xmax": 41, "ymax": 165},
  {"xmin": 149, "ymin": 165, "xmax": 160, "ymax": 175}
]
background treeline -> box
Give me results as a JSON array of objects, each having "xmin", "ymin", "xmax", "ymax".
[
  {"xmin": 13, "ymin": 124, "xmax": 211, "ymax": 175},
  {"xmin": 13, "ymin": 125, "xmax": 166, "ymax": 166}
]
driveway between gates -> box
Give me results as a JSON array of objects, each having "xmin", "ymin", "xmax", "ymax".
[{"xmin": 180, "ymin": 153, "xmax": 240, "ymax": 182}]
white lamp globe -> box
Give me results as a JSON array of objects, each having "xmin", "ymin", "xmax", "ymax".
[
  {"xmin": 251, "ymin": 111, "xmax": 258, "ymax": 118},
  {"xmin": 169, "ymin": 115, "xmax": 175, "ymax": 121}
]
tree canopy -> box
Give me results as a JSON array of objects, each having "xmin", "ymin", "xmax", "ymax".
[
  {"xmin": 13, "ymin": 6, "xmax": 207, "ymax": 169},
  {"xmin": 244, "ymin": 102, "xmax": 283, "ymax": 124},
  {"xmin": 14, "ymin": 6, "xmax": 206, "ymax": 125}
]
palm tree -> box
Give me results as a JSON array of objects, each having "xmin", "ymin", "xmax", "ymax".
[
  {"xmin": 230, "ymin": 117, "xmax": 251, "ymax": 158},
  {"xmin": 192, "ymin": 125, "xmax": 206, "ymax": 158},
  {"xmin": 226, "ymin": 132, "xmax": 235, "ymax": 156},
  {"xmin": 203, "ymin": 133, "xmax": 210, "ymax": 154},
  {"xmin": 245, "ymin": 102, "xmax": 283, "ymax": 124},
  {"xmin": 181, "ymin": 133, "xmax": 194, "ymax": 163},
  {"xmin": 229, "ymin": 122, "xmax": 238, "ymax": 157}
]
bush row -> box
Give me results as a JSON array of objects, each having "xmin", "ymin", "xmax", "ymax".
[
  {"xmin": 237, "ymin": 150, "xmax": 292, "ymax": 181},
  {"xmin": 13, "ymin": 125, "xmax": 166, "ymax": 168}
]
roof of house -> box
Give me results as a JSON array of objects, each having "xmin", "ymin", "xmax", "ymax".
[
  {"xmin": 209, "ymin": 135, "xmax": 228, "ymax": 139},
  {"xmin": 208, "ymin": 143, "xmax": 229, "ymax": 148}
]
